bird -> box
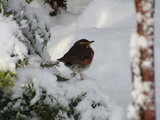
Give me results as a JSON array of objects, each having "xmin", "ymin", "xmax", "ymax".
[{"xmin": 58, "ymin": 39, "xmax": 94, "ymax": 80}]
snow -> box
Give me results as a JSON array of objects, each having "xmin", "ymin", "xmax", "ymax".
[
  {"xmin": 128, "ymin": 81, "xmax": 155, "ymax": 119},
  {"xmin": 7, "ymin": 0, "xmax": 51, "ymax": 63},
  {"xmin": 12, "ymin": 65, "xmax": 124, "ymax": 119},
  {"xmin": 67, "ymin": 0, "xmax": 92, "ymax": 14},
  {"xmin": 1, "ymin": 0, "xmax": 160, "ymax": 119},
  {"xmin": 0, "ymin": 15, "xmax": 28, "ymax": 72}
]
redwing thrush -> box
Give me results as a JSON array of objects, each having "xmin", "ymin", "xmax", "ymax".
[{"xmin": 58, "ymin": 39, "xmax": 94, "ymax": 80}]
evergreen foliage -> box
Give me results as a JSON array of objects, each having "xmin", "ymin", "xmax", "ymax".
[
  {"xmin": 0, "ymin": 82, "xmax": 89, "ymax": 119},
  {"xmin": 0, "ymin": 70, "xmax": 16, "ymax": 93}
]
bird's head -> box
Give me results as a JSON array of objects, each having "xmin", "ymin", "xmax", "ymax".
[{"xmin": 75, "ymin": 39, "xmax": 94, "ymax": 48}]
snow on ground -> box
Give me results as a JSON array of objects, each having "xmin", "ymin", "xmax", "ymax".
[{"xmin": 32, "ymin": 0, "xmax": 160, "ymax": 119}]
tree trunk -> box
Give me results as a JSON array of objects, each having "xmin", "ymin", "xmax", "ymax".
[{"xmin": 129, "ymin": 0, "xmax": 156, "ymax": 120}]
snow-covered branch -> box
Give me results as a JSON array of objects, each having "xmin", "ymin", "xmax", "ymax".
[{"xmin": 2, "ymin": 0, "xmax": 51, "ymax": 63}]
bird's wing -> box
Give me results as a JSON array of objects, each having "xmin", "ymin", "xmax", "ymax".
[
  {"xmin": 58, "ymin": 45, "xmax": 83, "ymax": 63},
  {"xmin": 66, "ymin": 48, "xmax": 93, "ymax": 64},
  {"xmin": 59, "ymin": 45, "xmax": 94, "ymax": 65}
]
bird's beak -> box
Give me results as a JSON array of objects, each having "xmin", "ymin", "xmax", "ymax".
[
  {"xmin": 89, "ymin": 41, "xmax": 94, "ymax": 44},
  {"xmin": 87, "ymin": 41, "xmax": 94, "ymax": 48}
]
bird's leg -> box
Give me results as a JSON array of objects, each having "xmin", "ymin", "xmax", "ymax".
[{"xmin": 79, "ymin": 71, "xmax": 84, "ymax": 80}]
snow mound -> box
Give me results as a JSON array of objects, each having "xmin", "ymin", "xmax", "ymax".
[
  {"xmin": 11, "ymin": 63, "xmax": 124, "ymax": 120},
  {"xmin": 77, "ymin": 0, "xmax": 135, "ymax": 29},
  {"xmin": 67, "ymin": 0, "xmax": 93, "ymax": 14}
]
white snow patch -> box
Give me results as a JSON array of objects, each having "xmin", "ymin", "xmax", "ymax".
[
  {"xmin": 0, "ymin": 15, "xmax": 27, "ymax": 72},
  {"xmin": 67, "ymin": 0, "xmax": 93, "ymax": 14}
]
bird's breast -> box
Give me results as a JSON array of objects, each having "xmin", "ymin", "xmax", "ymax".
[{"xmin": 83, "ymin": 54, "xmax": 94, "ymax": 66}]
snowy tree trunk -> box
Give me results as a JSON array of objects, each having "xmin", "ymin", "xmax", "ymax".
[{"xmin": 129, "ymin": 0, "xmax": 156, "ymax": 120}]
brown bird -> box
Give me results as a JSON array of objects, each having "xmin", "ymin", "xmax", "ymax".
[{"xmin": 58, "ymin": 39, "xmax": 94, "ymax": 80}]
